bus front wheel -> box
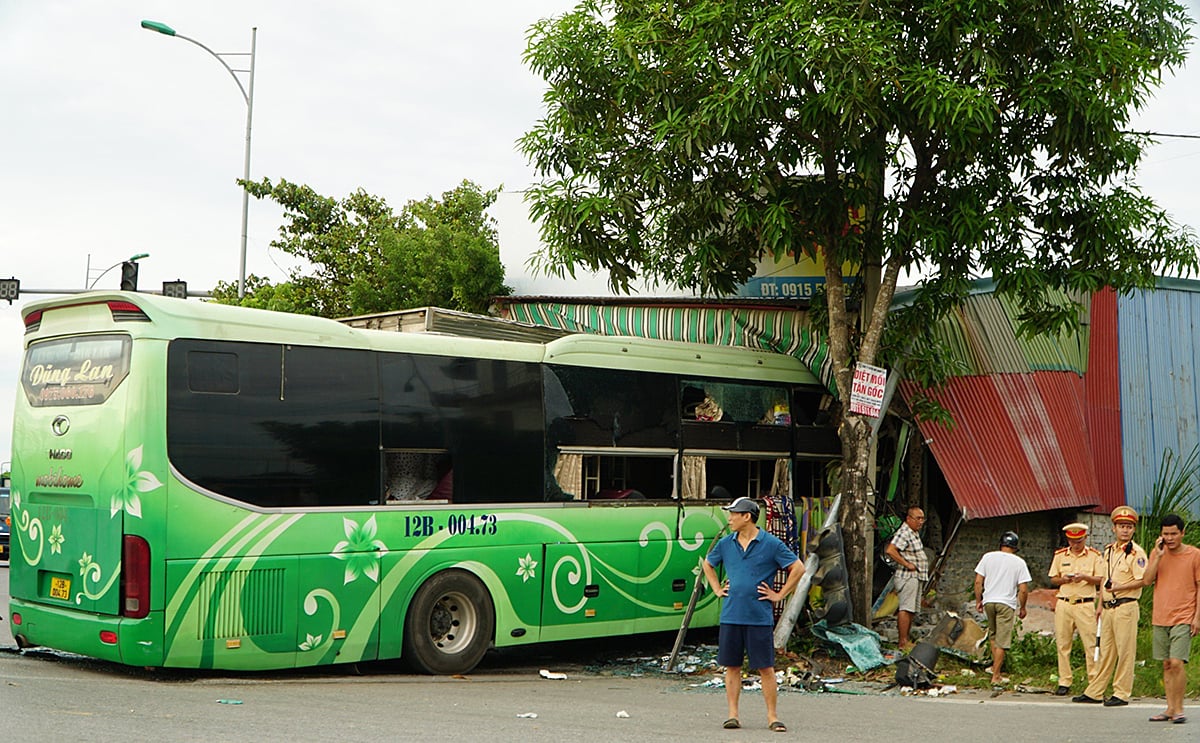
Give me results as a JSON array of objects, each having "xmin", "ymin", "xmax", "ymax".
[{"xmin": 403, "ymin": 570, "xmax": 495, "ymax": 675}]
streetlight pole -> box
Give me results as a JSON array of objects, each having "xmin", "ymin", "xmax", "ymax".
[{"xmin": 141, "ymin": 20, "xmax": 256, "ymax": 298}]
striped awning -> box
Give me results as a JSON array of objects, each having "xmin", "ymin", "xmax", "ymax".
[{"xmin": 495, "ymin": 300, "xmax": 836, "ymax": 392}]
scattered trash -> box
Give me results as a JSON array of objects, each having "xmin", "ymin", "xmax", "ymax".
[
  {"xmin": 539, "ymin": 669, "xmax": 567, "ymax": 680},
  {"xmin": 924, "ymin": 613, "xmax": 989, "ymax": 660},
  {"xmin": 615, "ymin": 710, "xmax": 630, "ymax": 718},
  {"xmin": 451, "ymin": 674, "xmax": 468, "ymax": 680},
  {"xmin": 821, "ymin": 678, "xmax": 845, "ymax": 684},
  {"xmin": 216, "ymin": 699, "xmax": 243, "ymax": 705},
  {"xmin": 516, "ymin": 712, "xmax": 539, "ymax": 719},
  {"xmin": 900, "ymin": 684, "xmax": 958, "ymax": 697}
]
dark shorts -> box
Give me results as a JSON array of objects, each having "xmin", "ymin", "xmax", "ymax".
[
  {"xmin": 1152, "ymin": 624, "xmax": 1192, "ymax": 662},
  {"xmin": 717, "ymin": 623, "xmax": 776, "ymax": 670}
]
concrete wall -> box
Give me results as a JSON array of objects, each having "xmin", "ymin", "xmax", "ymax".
[{"xmin": 932, "ymin": 510, "xmax": 1113, "ymax": 607}]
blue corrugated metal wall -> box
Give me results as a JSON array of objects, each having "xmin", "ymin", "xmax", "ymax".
[{"xmin": 1117, "ymin": 282, "xmax": 1200, "ymax": 516}]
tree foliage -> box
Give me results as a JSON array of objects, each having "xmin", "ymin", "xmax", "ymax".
[
  {"xmin": 212, "ymin": 179, "xmax": 512, "ymax": 317},
  {"xmin": 521, "ymin": 0, "xmax": 1197, "ymax": 623}
]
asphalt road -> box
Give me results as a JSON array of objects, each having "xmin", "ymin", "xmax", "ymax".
[{"xmin": 1, "ymin": 564, "xmax": 1195, "ymax": 742}]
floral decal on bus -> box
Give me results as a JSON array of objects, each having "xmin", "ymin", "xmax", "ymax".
[
  {"xmin": 49, "ymin": 524, "xmax": 65, "ymax": 554},
  {"xmin": 74, "ymin": 550, "xmax": 119, "ymax": 604},
  {"xmin": 10, "ymin": 489, "xmax": 44, "ymax": 565},
  {"xmin": 299, "ymin": 588, "xmax": 340, "ymax": 653},
  {"xmin": 516, "ymin": 553, "xmax": 538, "ymax": 582},
  {"xmin": 113, "ymin": 445, "xmax": 163, "ymax": 519},
  {"xmin": 331, "ymin": 515, "xmax": 388, "ymax": 584}
]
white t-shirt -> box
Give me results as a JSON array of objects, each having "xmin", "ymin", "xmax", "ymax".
[{"xmin": 975, "ymin": 550, "xmax": 1033, "ymax": 609}]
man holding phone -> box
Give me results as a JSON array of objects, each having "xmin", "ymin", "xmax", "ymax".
[{"xmin": 1142, "ymin": 513, "xmax": 1200, "ymax": 724}]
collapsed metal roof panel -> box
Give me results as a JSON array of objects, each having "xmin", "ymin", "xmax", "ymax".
[{"xmin": 902, "ymin": 373, "xmax": 1102, "ymax": 520}]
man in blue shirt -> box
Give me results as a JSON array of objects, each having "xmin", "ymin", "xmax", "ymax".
[{"xmin": 702, "ymin": 496, "xmax": 804, "ymax": 733}]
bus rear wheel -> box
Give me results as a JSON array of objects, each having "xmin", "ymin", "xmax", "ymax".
[{"xmin": 403, "ymin": 570, "xmax": 495, "ymax": 675}]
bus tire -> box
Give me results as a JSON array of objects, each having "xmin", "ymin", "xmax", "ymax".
[{"xmin": 403, "ymin": 570, "xmax": 495, "ymax": 675}]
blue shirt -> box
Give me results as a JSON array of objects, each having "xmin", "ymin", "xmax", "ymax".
[{"xmin": 706, "ymin": 529, "xmax": 799, "ymax": 626}]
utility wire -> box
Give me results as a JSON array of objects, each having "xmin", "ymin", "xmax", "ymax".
[{"xmin": 1128, "ymin": 130, "xmax": 1200, "ymax": 140}]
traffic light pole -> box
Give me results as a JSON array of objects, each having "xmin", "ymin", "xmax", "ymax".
[
  {"xmin": 6, "ymin": 287, "xmax": 212, "ymax": 298},
  {"xmin": 773, "ymin": 494, "xmax": 842, "ymax": 649}
]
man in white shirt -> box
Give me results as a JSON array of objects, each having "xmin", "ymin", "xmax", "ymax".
[{"xmin": 974, "ymin": 531, "xmax": 1033, "ymax": 687}]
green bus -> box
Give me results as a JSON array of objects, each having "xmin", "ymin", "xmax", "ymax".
[{"xmin": 7, "ymin": 292, "xmax": 836, "ymax": 673}]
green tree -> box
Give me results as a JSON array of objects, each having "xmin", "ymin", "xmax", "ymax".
[
  {"xmin": 213, "ymin": 179, "xmax": 511, "ymax": 317},
  {"xmin": 520, "ymin": 0, "xmax": 1198, "ymax": 624}
]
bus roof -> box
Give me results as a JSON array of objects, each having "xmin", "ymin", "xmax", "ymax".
[{"xmin": 22, "ymin": 291, "xmax": 820, "ymax": 386}]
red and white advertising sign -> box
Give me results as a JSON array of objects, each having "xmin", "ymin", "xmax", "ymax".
[{"xmin": 849, "ymin": 362, "xmax": 887, "ymax": 418}]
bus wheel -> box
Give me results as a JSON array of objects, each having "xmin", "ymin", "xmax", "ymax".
[{"xmin": 403, "ymin": 570, "xmax": 495, "ymax": 675}]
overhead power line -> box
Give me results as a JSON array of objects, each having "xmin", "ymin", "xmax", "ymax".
[{"xmin": 1128, "ymin": 130, "xmax": 1200, "ymax": 140}]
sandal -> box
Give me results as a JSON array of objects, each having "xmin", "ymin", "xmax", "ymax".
[
  {"xmin": 1148, "ymin": 713, "xmax": 1172, "ymax": 722},
  {"xmin": 769, "ymin": 721, "xmax": 787, "ymax": 732},
  {"xmin": 723, "ymin": 718, "xmax": 740, "ymax": 729},
  {"xmin": 1172, "ymin": 715, "xmax": 1186, "ymax": 724}
]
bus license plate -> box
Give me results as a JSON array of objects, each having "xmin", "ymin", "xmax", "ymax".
[{"xmin": 50, "ymin": 576, "xmax": 71, "ymax": 600}]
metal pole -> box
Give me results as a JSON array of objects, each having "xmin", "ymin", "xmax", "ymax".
[
  {"xmin": 773, "ymin": 494, "xmax": 841, "ymax": 649},
  {"xmin": 237, "ymin": 28, "xmax": 257, "ymax": 299},
  {"xmin": 143, "ymin": 22, "xmax": 255, "ymax": 299}
]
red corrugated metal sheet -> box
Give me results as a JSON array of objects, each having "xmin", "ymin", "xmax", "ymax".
[
  {"xmin": 1085, "ymin": 287, "xmax": 1125, "ymax": 514},
  {"xmin": 902, "ymin": 373, "xmax": 1103, "ymax": 519}
]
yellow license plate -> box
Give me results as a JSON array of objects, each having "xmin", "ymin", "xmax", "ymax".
[{"xmin": 50, "ymin": 576, "xmax": 71, "ymax": 600}]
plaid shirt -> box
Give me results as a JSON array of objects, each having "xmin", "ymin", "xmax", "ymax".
[{"xmin": 891, "ymin": 521, "xmax": 929, "ymax": 581}]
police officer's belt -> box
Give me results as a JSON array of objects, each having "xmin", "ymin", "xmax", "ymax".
[
  {"xmin": 1058, "ymin": 596, "xmax": 1094, "ymax": 604},
  {"xmin": 1102, "ymin": 597, "xmax": 1137, "ymax": 609}
]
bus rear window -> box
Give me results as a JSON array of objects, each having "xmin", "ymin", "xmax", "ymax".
[{"xmin": 22, "ymin": 335, "xmax": 132, "ymax": 407}]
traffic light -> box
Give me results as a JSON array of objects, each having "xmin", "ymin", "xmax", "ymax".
[
  {"xmin": 809, "ymin": 524, "xmax": 853, "ymax": 626},
  {"xmin": 162, "ymin": 280, "xmax": 188, "ymax": 299},
  {"xmin": 120, "ymin": 261, "xmax": 139, "ymax": 291},
  {"xmin": 0, "ymin": 277, "xmax": 18, "ymax": 304}
]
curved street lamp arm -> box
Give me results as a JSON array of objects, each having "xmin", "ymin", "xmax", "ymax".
[{"xmin": 172, "ymin": 33, "xmax": 250, "ymax": 105}]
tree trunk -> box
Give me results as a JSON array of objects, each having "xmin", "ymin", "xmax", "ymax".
[{"xmin": 839, "ymin": 414, "xmax": 875, "ymax": 626}]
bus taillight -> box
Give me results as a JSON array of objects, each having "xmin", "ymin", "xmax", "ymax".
[
  {"xmin": 23, "ymin": 309, "xmax": 42, "ymax": 333},
  {"xmin": 122, "ymin": 535, "xmax": 151, "ymax": 619}
]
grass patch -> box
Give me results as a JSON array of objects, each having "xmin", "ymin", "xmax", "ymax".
[{"xmin": 930, "ymin": 616, "xmax": 1200, "ymax": 696}]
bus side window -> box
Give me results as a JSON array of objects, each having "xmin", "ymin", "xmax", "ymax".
[
  {"xmin": 582, "ymin": 453, "xmax": 673, "ymax": 500},
  {"xmin": 385, "ymin": 450, "xmax": 452, "ymax": 503}
]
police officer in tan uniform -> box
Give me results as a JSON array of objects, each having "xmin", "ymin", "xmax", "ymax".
[
  {"xmin": 1049, "ymin": 522, "xmax": 1103, "ymax": 695},
  {"xmin": 1076, "ymin": 506, "xmax": 1147, "ymax": 706}
]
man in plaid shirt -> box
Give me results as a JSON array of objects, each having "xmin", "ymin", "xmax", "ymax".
[{"xmin": 884, "ymin": 506, "xmax": 930, "ymax": 651}]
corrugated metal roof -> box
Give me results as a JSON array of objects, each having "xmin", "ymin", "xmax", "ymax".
[
  {"xmin": 1085, "ymin": 287, "xmax": 1125, "ymax": 515},
  {"xmin": 1117, "ymin": 285, "xmax": 1200, "ymax": 516},
  {"xmin": 902, "ymin": 373, "xmax": 1102, "ymax": 519},
  {"xmin": 338, "ymin": 306, "xmax": 572, "ymax": 343},
  {"xmin": 926, "ymin": 290, "xmax": 1090, "ymax": 375}
]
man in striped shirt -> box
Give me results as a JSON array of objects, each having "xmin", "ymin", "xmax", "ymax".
[{"xmin": 885, "ymin": 506, "xmax": 929, "ymax": 651}]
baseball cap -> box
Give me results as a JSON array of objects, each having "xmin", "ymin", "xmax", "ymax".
[{"xmin": 722, "ymin": 496, "xmax": 760, "ymax": 517}]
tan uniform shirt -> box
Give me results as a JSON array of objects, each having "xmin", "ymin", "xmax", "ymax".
[
  {"xmin": 1099, "ymin": 541, "xmax": 1146, "ymax": 602},
  {"xmin": 1049, "ymin": 546, "xmax": 1104, "ymax": 600}
]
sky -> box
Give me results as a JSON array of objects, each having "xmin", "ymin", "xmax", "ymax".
[{"xmin": 3, "ymin": 1, "xmax": 1200, "ymax": 468}]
